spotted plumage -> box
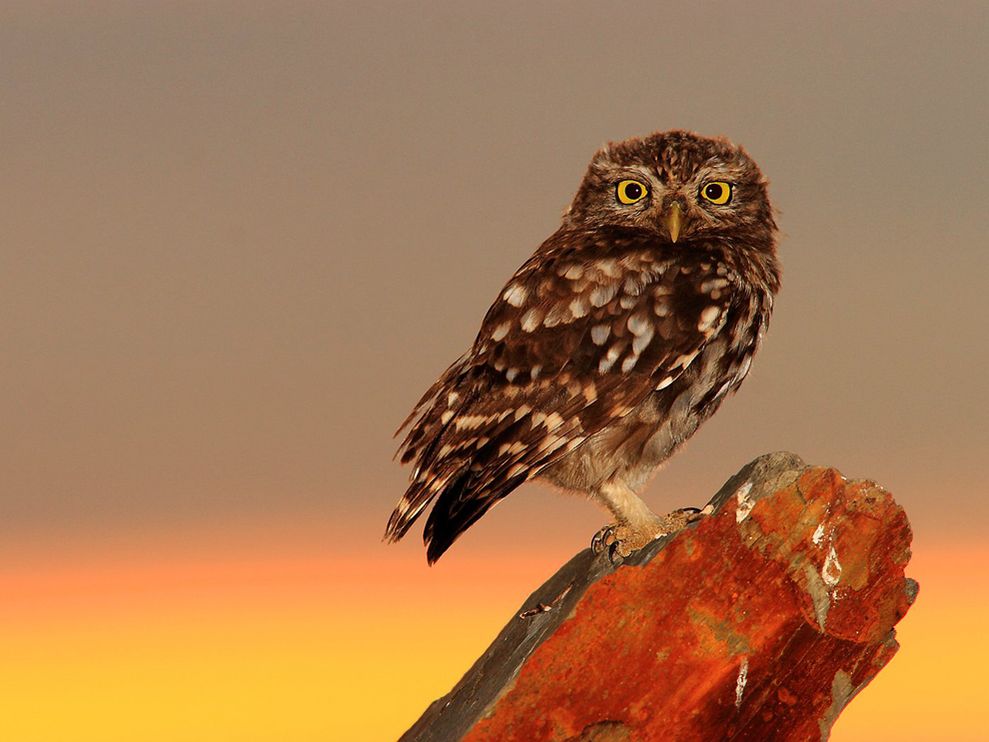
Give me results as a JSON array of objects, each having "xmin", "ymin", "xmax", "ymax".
[{"xmin": 386, "ymin": 130, "xmax": 781, "ymax": 563}]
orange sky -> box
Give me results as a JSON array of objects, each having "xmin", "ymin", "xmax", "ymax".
[
  {"xmin": 1, "ymin": 528, "xmax": 986, "ymax": 741},
  {"xmin": 2, "ymin": 3, "xmax": 987, "ymax": 740}
]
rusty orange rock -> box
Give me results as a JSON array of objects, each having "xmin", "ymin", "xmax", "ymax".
[{"xmin": 402, "ymin": 453, "xmax": 917, "ymax": 742}]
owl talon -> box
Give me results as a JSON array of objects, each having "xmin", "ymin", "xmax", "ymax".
[
  {"xmin": 607, "ymin": 543, "xmax": 626, "ymax": 565},
  {"xmin": 591, "ymin": 525, "xmax": 615, "ymax": 555},
  {"xmin": 590, "ymin": 525, "xmax": 628, "ymax": 564},
  {"xmin": 672, "ymin": 506, "xmax": 707, "ymax": 525}
]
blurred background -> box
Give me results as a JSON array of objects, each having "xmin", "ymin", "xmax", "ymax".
[{"xmin": 2, "ymin": 2, "xmax": 987, "ymax": 740}]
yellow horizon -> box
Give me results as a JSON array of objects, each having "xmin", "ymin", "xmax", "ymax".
[{"xmin": 0, "ymin": 534, "xmax": 985, "ymax": 740}]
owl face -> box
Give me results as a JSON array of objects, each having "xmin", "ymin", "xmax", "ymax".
[{"xmin": 566, "ymin": 130, "xmax": 775, "ymax": 248}]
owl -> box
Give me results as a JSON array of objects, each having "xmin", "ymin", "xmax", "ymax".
[{"xmin": 386, "ymin": 130, "xmax": 780, "ymax": 564}]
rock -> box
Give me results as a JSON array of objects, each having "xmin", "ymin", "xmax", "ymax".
[{"xmin": 401, "ymin": 452, "xmax": 917, "ymax": 742}]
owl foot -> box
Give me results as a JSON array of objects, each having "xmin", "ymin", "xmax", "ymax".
[
  {"xmin": 590, "ymin": 521, "xmax": 667, "ymax": 563},
  {"xmin": 591, "ymin": 524, "xmax": 661, "ymax": 563},
  {"xmin": 591, "ymin": 509, "xmax": 703, "ymax": 562}
]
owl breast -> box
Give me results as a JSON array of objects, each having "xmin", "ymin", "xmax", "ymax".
[{"xmin": 537, "ymin": 279, "xmax": 770, "ymax": 494}]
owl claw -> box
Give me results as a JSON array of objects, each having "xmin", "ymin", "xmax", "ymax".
[
  {"xmin": 672, "ymin": 506, "xmax": 708, "ymax": 525},
  {"xmin": 590, "ymin": 525, "xmax": 615, "ymax": 555},
  {"xmin": 590, "ymin": 524, "xmax": 625, "ymax": 565},
  {"xmin": 590, "ymin": 525, "xmax": 627, "ymax": 564}
]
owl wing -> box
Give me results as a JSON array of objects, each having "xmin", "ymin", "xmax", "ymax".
[{"xmin": 387, "ymin": 231, "xmax": 737, "ymax": 562}]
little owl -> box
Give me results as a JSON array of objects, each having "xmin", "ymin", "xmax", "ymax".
[{"xmin": 385, "ymin": 130, "xmax": 780, "ymax": 564}]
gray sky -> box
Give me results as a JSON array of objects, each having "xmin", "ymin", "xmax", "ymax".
[{"xmin": 2, "ymin": 1, "xmax": 986, "ymax": 556}]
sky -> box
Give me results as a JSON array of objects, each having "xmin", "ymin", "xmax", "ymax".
[{"xmin": 1, "ymin": 2, "xmax": 987, "ymax": 740}]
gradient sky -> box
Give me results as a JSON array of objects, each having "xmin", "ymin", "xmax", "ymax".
[{"xmin": 2, "ymin": 2, "xmax": 987, "ymax": 740}]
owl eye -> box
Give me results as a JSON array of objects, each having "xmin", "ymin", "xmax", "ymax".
[
  {"xmin": 700, "ymin": 181, "xmax": 733, "ymax": 205},
  {"xmin": 616, "ymin": 179, "xmax": 649, "ymax": 205}
]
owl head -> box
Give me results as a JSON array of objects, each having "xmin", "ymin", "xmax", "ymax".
[{"xmin": 565, "ymin": 130, "xmax": 776, "ymax": 250}]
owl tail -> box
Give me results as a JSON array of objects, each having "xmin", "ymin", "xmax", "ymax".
[
  {"xmin": 422, "ymin": 471, "xmax": 492, "ymax": 564},
  {"xmin": 386, "ymin": 469, "xmax": 522, "ymax": 564},
  {"xmin": 383, "ymin": 476, "xmax": 444, "ymax": 546}
]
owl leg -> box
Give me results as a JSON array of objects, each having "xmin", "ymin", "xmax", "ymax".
[{"xmin": 589, "ymin": 480, "xmax": 690, "ymax": 559}]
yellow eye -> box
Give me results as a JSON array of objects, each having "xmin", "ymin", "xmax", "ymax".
[
  {"xmin": 616, "ymin": 179, "xmax": 648, "ymax": 205},
  {"xmin": 700, "ymin": 181, "xmax": 732, "ymax": 205}
]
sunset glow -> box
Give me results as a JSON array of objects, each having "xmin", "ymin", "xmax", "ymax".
[{"xmin": 1, "ymin": 531, "xmax": 983, "ymax": 741}]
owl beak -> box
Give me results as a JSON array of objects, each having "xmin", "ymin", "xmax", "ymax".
[{"xmin": 665, "ymin": 202, "xmax": 683, "ymax": 243}]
